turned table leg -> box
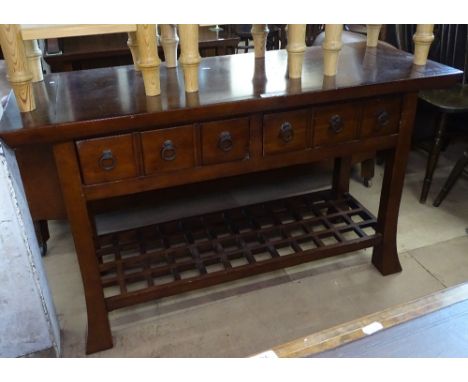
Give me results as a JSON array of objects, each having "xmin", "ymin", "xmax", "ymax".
[
  {"xmin": 54, "ymin": 142, "xmax": 113, "ymax": 354},
  {"xmin": 372, "ymin": 93, "xmax": 419, "ymax": 275},
  {"xmin": 0, "ymin": 24, "xmax": 36, "ymax": 112},
  {"xmin": 413, "ymin": 24, "xmax": 434, "ymax": 66},
  {"xmin": 251, "ymin": 24, "xmax": 269, "ymax": 58},
  {"xmin": 322, "ymin": 24, "xmax": 343, "ymax": 77},
  {"xmin": 127, "ymin": 32, "xmax": 140, "ymax": 71},
  {"xmin": 366, "ymin": 24, "xmax": 382, "ymax": 47},
  {"xmin": 160, "ymin": 24, "xmax": 179, "ymax": 68},
  {"xmin": 287, "ymin": 24, "xmax": 306, "ymax": 79},
  {"xmin": 24, "ymin": 39, "xmax": 43, "ymax": 82},
  {"xmin": 179, "ymin": 24, "xmax": 201, "ymax": 93},
  {"xmin": 136, "ymin": 24, "xmax": 161, "ymax": 96}
]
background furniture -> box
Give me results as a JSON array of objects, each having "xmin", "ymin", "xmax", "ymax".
[
  {"xmin": 44, "ymin": 26, "xmax": 240, "ymax": 72},
  {"xmin": 393, "ymin": 25, "xmax": 468, "ymax": 204},
  {"xmin": 419, "ymin": 26, "xmax": 468, "ymax": 203},
  {"xmin": 433, "ymin": 147, "xmax": 468, "ymax": 206}
]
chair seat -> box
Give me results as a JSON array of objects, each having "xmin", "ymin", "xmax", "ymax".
[{"xmin": 419, "ymin": 84, "xmax": 468, "ymax": 113}]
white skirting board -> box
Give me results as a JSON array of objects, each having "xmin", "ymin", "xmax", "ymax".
[{"xmin": 0, "ymin": 136, "xmax": 60, "ymax": 357}]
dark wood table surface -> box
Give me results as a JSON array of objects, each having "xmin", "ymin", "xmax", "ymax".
[{"xmin": 1, "ymin": 42, "xmax": 460, "ymax": 146}]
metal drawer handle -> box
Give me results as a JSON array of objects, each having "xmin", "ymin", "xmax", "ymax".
[
  {"xmin": 161, "ymin": 140, "xmax": 177, "ymax": 161},
  {"xmin": 376, "ymin": 110, "xmax": 390, "ymax": 128},
  {"xmin": 99, "ymin": 149, "xmax": 116, "ymax": 171},
  {"xmin": 329, "ymin": 114, "xmax": 343, "ymax": 134},
  {"xmin": 218, "ymin": 131, "xmax": 233, "ymax": 152},
  {"xmin": 279, "ymin": 121, "xmax": 294, "ymax": 143}
]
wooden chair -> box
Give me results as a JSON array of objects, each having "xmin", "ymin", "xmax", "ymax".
[
  {"xmin": 406, "ymin": 24, "xmax": 468, "ymax": 203},
  {"xmin": 433, "ymin": 146, "xmax": 468, "ymax": 206}
]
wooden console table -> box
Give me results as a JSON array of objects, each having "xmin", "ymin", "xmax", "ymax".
[{"xmin": 0, "ymin": 42, "xmax": 461, "ymax": 354}]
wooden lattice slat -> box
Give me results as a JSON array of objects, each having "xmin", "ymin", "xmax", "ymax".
[{"xmin": 97, "ymin": 189, "xmax": 381, "ymax": 310}]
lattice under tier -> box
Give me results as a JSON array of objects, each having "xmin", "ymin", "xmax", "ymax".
[{"xmin": 96, "ymin": 189, "xmax": 381, "ymax": 310}]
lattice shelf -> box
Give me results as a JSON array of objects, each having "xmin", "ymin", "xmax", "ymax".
[{"xmin": 96, "ymin": 189, "xmax": 381, "ymax": 310}]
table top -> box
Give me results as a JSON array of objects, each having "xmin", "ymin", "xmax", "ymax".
[{"xmin": 0, "ymin": 42, "xmax": 462, "ymax": 147}]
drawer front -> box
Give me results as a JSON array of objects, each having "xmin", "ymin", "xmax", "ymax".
[
  {"xmin": 313, "ymin": 103, "xmax": 360, "ymax": 147},
  {"xmin": 201, "ymin": 118, "xmax": 250, "ymax": 165},
  {"xmin": 76, "ymin": 134, "xmax": 138, "ymax": 185},
  {"xmin": 141, "ymin": 125, "xmax": 195, "ymax": 175},
  {"xmin": 263, "ymin": 109, "xmax": 309, "ymax": 155},
  {"xmin": 361, "ymin": 96, "xmax": 401, "ymax": 138}
]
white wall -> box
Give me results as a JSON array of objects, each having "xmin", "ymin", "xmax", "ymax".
[{"xmin": 0, "ymin": 139, "xmax": 60, "ymax": 357}]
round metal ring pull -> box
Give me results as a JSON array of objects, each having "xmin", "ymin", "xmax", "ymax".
[
  {"xmin": 279, "ymin": 121, "xmax": 294, "ymax": 143},
  {"xmin": 99, "ymin": 149, "xmax": 116, "ymax": 171},
  {"xmin": 161, "ymin": 140, "xmax": 177, "ymax": 161},
  {"xmin": 376, "ymin": 110, "xmax": 390, "ymax": 128},
  {"xmin": 218, "ymin": 131, "xmax": 233, "ymax": 152},
  {"xmin": 329, "ymin": 114, "xmax": 344, "ymax": 134}
]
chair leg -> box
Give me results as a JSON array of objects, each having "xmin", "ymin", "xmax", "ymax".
[
  {"xmin": 34, "ymin": 220, "xmax": 50, "ymax": 257},
  {"xmin": 361, "ymin": 157, "xmax": 375, "ymax": 188},
  {"xmin": 420, "ymin": 112, "xmax": 448, "ymax": 203},
  {"xmin": 433, "ymin": 149, "xmax": 468, "ymax": 207}
]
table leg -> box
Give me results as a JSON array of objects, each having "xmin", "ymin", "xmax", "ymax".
[
  {"xmin": 136, "ymin": 24, "xmax": 161, "ymax": 96},
  {"xmin": 0, "ymin": 24, "xmax": 36, "ymax": 112},
  {"xmin": 251, "ymin": 24, "xmax": 269, "ymax": 58},
  {"xmin": 53, "ymin": 142, "xmax": 113, "ymax": 354},
  {"xmin": 413, "ymin": 24, "xmax": 434, "ymax": 66},
  {"xmin": 366, "ymin": 25, "xmax": 381, "ymax": 47},
  {"xmin": 372, "ymin": 93, "xmax": 419, "ymax": 275},
  {"xmin": 127, "ymin": 32, "xmax": 140, "ymax": 71},
  {"xmin": 179, "ymin": 24, "xmax": 201, "ymax": 93},
  {"xmin": 160, "ymin": 24, "xmax": 179, "ymax": 68},
  {"xmin": 322, "ymin": 24, "xmax": 343, "ymax": 77},
  {"xmin": 287, "ymin": 24, "xmax": 306, "ymax": 79},
  {"xmin": 332, "ymin": 156, "xmax": 352, "ymax": 197}
]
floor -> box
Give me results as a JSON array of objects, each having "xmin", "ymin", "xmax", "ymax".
[{"xmin": 43, "ymin": 143, "xmax": 468, "ymax": 357}]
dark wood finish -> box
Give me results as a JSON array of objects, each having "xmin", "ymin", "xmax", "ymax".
[
  {"xmin": 141, "ymin": 125, "xmax": 195, "ymax": 174},
  {"xmin": 76, "ymin": 134, "xmax": 139, "ymax": 185},
  {"xmin": 313, "ymin": 102, "xmax": 360, "ymax": 147},
  {"xmin": 360, "ymin": 157, "xmax": 376, "ymax": 187},
  {"xmin": 201, "ymin": 117, "xmax": 250, "ymax": 165},
  {"xmin": 332, "ymin": 156, "xmax": 352, "ymax": 196},
  {"xmin": 53, "ymin": 142, "xmax": 113, "ymax": 354},
  {"xmin": 263, "ymin": 108, "xmax": 309, "ymax": 155},
  {"xmin": 0, "ymin": 43, "xmax": 461, "ymax": 148},
  {"xmin": 0, "ymin": 43, "xmax": 461, "ymax": 354},
  {"xmin": 15, "ymin": 145, "xmax": 66, "ymax": 219},
  {"xmin": 372, "ymin": 92, "xmax": 419, "ymax": 275},
  {"xmin": 361, "ymin": 96, "xmax": 401, "ymax": 138},
  {"xmin": 97, "ymin": 190, "xmax": 380, "ymax": 310}
]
